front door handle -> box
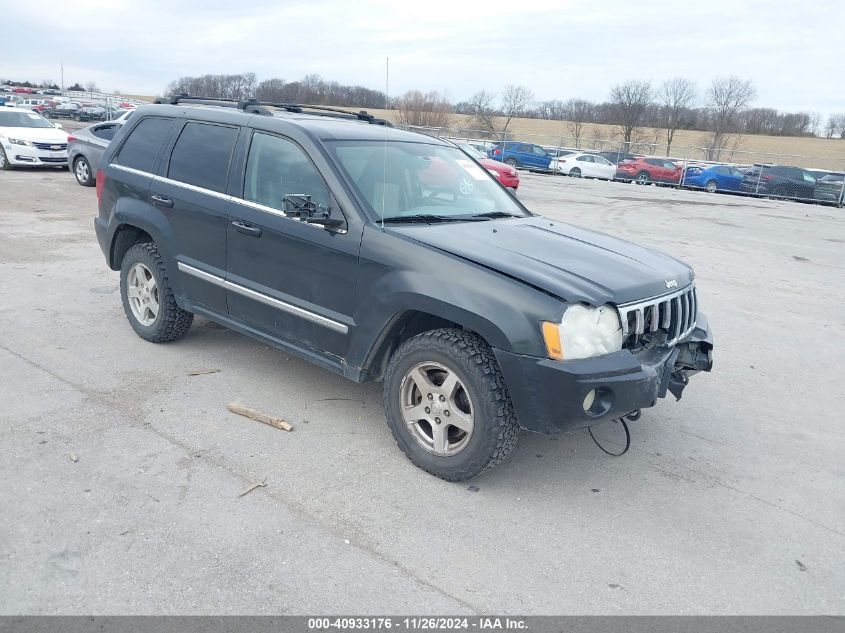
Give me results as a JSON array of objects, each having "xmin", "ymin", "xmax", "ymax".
[
  {"xmin": 150, "ymin": 194, "xmax": 173, "ymax": 208},
  {"xmin": 232, "ymin": 221, "xmax": 262, "ymax": 238}
]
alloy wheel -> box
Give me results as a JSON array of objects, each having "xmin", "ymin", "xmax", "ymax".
[
  {"xmin": 399, "ymin": 361, "xmax": 474, "ymax": 456},
  {"xmin": 126, "ymin": 263, "xmax": 159, "ymax": 326},
  {"xmin": 75, "ymin": 159, "xmax": 90, "ymax": 184}
]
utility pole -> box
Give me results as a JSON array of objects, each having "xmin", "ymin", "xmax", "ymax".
[{"xmin": 60, "ymin": 64, "xmax": 64, "ymax": 93}]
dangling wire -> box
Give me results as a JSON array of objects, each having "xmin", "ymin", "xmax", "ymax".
[{"xmin": 588, "ymin": 417, "xmax": 631, "ymax": 456}]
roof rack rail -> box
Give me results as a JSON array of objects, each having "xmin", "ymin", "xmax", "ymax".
[{"xmin": 155, "ymin": 94, "xmax": 392, "ymax": 126}]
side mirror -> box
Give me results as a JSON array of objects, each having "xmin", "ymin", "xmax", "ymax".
[
  {"xmin": 53, "ymin": 122, "xmax": 63, "ymax": 129},
  {"xmin": 283, "ymin": 194, "xmax": 344, "ymax": 229}
]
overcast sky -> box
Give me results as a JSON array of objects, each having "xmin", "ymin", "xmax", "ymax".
[{"xmin": 3, "ymin": 0, "xmax": 843, "ymax": 114}]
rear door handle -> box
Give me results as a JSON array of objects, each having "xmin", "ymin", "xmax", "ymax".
[
  {"xmin": 150, "ymin": 194, "xmax": 173, "ymax": 208},
  {"xmin": 232, "ymin": 220, "xmax": 262, "ymax": 237}
]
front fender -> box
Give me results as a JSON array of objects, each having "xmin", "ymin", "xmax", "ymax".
[{"xmin": 345, "ymin": 226, "xmax": 563, "ymax": 378}]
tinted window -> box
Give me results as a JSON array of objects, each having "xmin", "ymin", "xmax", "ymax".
[
  {"xmin": 516, "ymin": 144, "xmax": 531, "ymax": 153},
  {"xmin": 244, "ymin": 132, "xmax": 331, "ymax": 211},
  {"xmin": 532, "ymin": 145, "xmax": 548, "ymax": 155},
  {"xmin": 92, "ymin": 124, "xmax": 118, "ymax": 141},
  {"xmin": 168, "ymin": 122, "xmax": 238, "ymax": 194},
  {"xmin": 116, "ymin": 117, "xmax": 173, "ymax": 172}
]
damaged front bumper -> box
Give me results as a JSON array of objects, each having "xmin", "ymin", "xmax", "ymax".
[{"xmin": 494, "ymin": 313, "xmax": 714, "ymax": 435}]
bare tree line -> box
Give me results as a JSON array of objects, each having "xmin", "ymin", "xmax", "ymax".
[
  {"xmin": 165, "ymin": 73, "xmax": 387, "ymax": 109},
  {"xmin": 157, "ymin": 72, "xmax": 840, "ymax": 146}
]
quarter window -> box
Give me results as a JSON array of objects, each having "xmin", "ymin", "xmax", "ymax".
[
  {"xmin": 243, "ymin": 132, "xmax": 332, "ymax": 211},
  {"xmin": 168, "ymin": 122, "xmax": 238, "ymax": 194},
  {"xmin": 115, "ymin": 117, "xmax": 173, "ymax": 173}
]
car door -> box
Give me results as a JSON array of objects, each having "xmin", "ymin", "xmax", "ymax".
[
  {"xmin": 225, "ymin": 130, "xmax": 360, "ymax": 363},
  {"xmin": 528, "ymin": 144, "xmax": 551, "ymax": 169},
  {"xmin": 593, "ymin": 155, "xmax": 615, "ymax": 179},
  {"xmin": 151, "ymin": 120, "xmax": 240, "ymax": 315}
]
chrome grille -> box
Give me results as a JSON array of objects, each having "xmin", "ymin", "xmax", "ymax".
[
  {"xmin": 618, "ymin": 284, "xmax": 697, "ymax": 348},
  {"xmin": 33, "ymin": 142, "xmax": 67, "ymax": 151}
]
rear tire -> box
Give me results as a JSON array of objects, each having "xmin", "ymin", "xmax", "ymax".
[
  {"xmin": 504, "ymin": 158, "xmax": 518, "ymax": 168},
  {"xmin": 570, "ymin": 167, "xmax": 581, "ymax": 178},
  {"xmin": 705, "ymin": 179, "xmax": 718, "ymax": 193},
  {"xmin": 120, "ymin": 242, "xmax": 193, "ymax": 343},
  {"xmin": 636, "ymin": 171, "xmax": 650, "ymax": 185},
  {"xmin": 383, "ymin": 329, "xmax": 519, "ymax": 481},
  {"xmin": 73, "ymin": 156, "xmax": 94, "ymax": 186}
]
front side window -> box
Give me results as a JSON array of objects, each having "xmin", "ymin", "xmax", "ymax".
[
  {"xmin": 327, "ymin": 140, "xmax": 528, "ymax": 221},
  {"xmin": 168, "ymin": 122, "xmax": 238, "ymax": 194},
  {"xmin": 115, "ymin": 117, "xmax": 173, "ymax": 173},
  {"xmin": 243, "ymin": 132, "xmax": 332, "ymax": 211}
]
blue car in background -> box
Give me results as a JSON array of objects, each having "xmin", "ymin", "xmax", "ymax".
[
  {"xmin": 488, "ymin": 141, "xmax": 552, "ymax": 170},
  {"xmin": 683, "ymin": 164, "xmax": 745, "ymax": 193}
]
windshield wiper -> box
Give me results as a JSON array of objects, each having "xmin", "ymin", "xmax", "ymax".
[
  {"xmin": 380, "ymin": 214, "xmax": 488, "ymax": 224},
  {"xmin": 468, "ymin": 211, "xmax": 521, "ymax": 219}
]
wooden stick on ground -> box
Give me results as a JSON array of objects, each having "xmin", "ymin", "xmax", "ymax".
[
  {"xmin": 227, "ymin": 402, "xmax": 293, "ymax": 432},
  {"xmin": 188, "ymin": 368, "xmax": 221, "ymax": 376}
]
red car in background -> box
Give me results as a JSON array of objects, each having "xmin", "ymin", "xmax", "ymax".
[
  {"xmin": 457, "ymin": 143, "xmax": 519, "ymax": 190},
  {"xmin": 615, "ymin": 156, "xmax": 683, "ymax": 184}
]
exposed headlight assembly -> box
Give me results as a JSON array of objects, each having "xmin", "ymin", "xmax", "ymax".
[
  {"xmin": 8, "ymin": 138, "xmax": 33, "ymax": 146},
  {"xmin": 541, "ymin": 304, "xmax": 624, "ymax": 361}
]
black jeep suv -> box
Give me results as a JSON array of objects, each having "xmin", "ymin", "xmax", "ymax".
[{"xmin": 94, "ymin": 96, "xmax": 714, "ymax": 481}]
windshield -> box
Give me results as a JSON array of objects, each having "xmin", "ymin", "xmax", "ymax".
[
  {"xmin": 457, "ymin": 144, "xmax": 486, "ymax": 160},
  {"xmin": 327, "ymin": 140, "xmax": 527, "ymax": 221},
  {"xmin": 0, "ymin": 110, "xmax": 54, "ymax": 129}
]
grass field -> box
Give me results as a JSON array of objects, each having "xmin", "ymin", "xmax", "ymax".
[{"xmin": 361, "ymin": 109, "xmax": 845, "ymax": 170}]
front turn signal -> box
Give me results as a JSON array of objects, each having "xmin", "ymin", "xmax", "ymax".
[{"xmin": 541, "ymin": 321, "xmax": 564, "ymax": 361}]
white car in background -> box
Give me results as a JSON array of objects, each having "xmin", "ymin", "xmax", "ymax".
[
  {"xmin": 549, "ymin": 152, "xmax": 616, "ymax": 179},
  {"xmin": 0, "ymin": 109, "xmax": 68, "ymax": 170}
]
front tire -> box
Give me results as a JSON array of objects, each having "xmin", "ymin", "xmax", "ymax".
[
  {"xmin": 383, "ymin": 329, "xmax": 519, "ymax": 481},
  {"xmin": 73, "ymin": 156, "xmax": 94, "ymax": 186},
  {"xmin": 0, "ymin": 146, "xmax": 11, "ymax": 171},
  {"xmin": 120, "ymin": 242, "xmax": 193, "ymax": 343}
]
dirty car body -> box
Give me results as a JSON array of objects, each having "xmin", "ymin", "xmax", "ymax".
[{"xmin": 93, "ymin": 99, "xmax": 713, "ymax": 479}]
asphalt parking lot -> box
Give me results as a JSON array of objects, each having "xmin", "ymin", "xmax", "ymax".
[{"xmin": 1, "ymin": 168, "xmax": 843, "ymax": 615}]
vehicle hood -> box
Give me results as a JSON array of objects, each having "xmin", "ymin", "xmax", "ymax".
[
  {"xmin": 388, "ymin": 216, "xmax": 693, "ymax": 305},
  {"xmin": 479, "ymin": 158, "xmax": 517, "ymax": 175},
  {"xmin": 0, "ymin": 126, "xmax": 68, "ymax": 143}
]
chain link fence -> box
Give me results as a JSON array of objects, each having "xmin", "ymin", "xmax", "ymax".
[{"xmin": 398, "ymin": 124, "xmax": 845, "ymax": 207}]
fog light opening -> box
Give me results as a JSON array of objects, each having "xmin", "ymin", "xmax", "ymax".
[
  {"xmin": 582, "ymin": 389, "xmax": 596, "ymax": 412},
  {"xmin": 584, "ymin": 387, "xmax": 614, "ymax": 417}
]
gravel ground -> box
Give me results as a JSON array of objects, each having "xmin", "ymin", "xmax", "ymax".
[{"xmin": 0, "ymin": 167, "xmax": 843, "ymax": 614}]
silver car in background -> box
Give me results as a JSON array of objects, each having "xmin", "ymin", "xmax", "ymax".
[{"xmin": 67, "ymin": 119, "xmax": 126, "ymax": 186}]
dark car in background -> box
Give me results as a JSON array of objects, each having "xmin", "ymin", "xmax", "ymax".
[
  {"xmin": 77, "ymin": 105, "xmax": 107, "ymax": 122},
  {"xmin": 741, "ymin": 164, "xmax": 817, "ymax": 200},
  {"xmin": 596, "ymin": 150, "xmax": 638, "ymax": 165},
  {"xmin": 50, "ymin": 102, "xmax": 82, "ymax": 119},
  {"xmin": 67, "ymin": 119, "xmax": 124, "ymax": 186},
  {"xmin": 487, "ymin": 141, "xmax": 552, "ymax": 170}
]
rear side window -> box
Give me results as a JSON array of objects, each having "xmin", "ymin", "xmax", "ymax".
[
  {"xmin": 168, "ymin": 122, "xmax": 238, "ymax": 194},
  {"xmin": 115, "ymin": 117, "xmax": 173, "ymax": 172}
]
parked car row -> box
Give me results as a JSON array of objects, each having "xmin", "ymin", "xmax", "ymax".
[
  {"xmin": 471, "ymin": 137, "xmax": 843, "ymax": 206},
  {"xmin": 0, "ymin": 105, "xmax": 134, "ymax": 172}
]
